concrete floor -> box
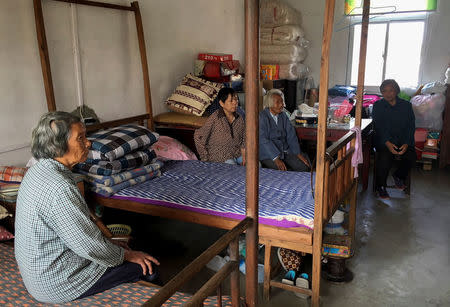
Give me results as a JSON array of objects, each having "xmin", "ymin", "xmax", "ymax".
[{"xmin": 107, "ymin": 164, "xmax": 450, "ymax": 306}]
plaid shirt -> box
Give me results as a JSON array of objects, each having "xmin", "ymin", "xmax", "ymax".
[{"xmin": 14, "ymin": 159, "xmax": 124, "ymax": 303}]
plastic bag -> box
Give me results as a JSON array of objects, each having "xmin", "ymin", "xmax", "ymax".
[
  {"xmin": 260, "ymin": 25, "xmax": 305, "ymax": 45},
  {"xmin": 333, "ymin": 100, "xmax": 353, "ymax": 119},
  {"xmin": 421, "ymin": 81, "xmax": 447, "ymax": 95},
  {"xmin": 411, "ymin": 93, "xmax": 446, "ymax": 130}
]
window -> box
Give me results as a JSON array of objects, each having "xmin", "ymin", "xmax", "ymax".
[{"xmin": 349, "ymin": 19, "xmax": 425, "ymax": 87}]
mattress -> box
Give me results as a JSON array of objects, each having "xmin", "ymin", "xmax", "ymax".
[{"xmin": 112, "ymin": 160, "xmax": 315, "ymax": 229}]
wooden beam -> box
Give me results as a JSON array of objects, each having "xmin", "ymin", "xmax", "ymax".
[
  {"xmin": 244, "ymin": 0, "xmax": 260, "ymax": 305},
  {"xmin": 85, "ymin": 114, "xmax": 149, "ymax": 133},
  {"xmin": 33, "ymin": 0, "xmax": 56, "ymax": 111},
  {"xmin": 52, "ymin": 0, "xmax": 134, "ymax": 11},
  {"xmin": 355, "ymin": 0, "xmax": 370, "ymax": 126},
  {"xmin": 312, "ymin": 0, "xmax": 336, "ymax": 306},
  {"xmin": 244, "ymin": 0, "xmax": 260, "ymax": 303},
  {"xmin": 131, "ymin": 2, "xmax": 154, "ymax": 131}
]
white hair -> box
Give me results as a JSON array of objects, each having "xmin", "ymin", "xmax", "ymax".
[{"xmin": 263, "ymin": 88, "xmax": 286, "ymax": 108}]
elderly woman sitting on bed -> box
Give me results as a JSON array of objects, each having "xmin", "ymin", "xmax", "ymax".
[
  {"xmin": 259, "ymin": 89, "xmax": 310, "ymax": 171},
  {"xmin": 194, "ymin": 87, "xmax": 246, "ymax": 165},
  {"xmin": 15, "ymin": 111, "xmax": 160, "ymax": 304}
]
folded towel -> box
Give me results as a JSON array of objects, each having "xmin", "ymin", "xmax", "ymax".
[
  {"xmin": 89, "ymin": 170, "xmax": 161, "ymax": 197},
  {"xmin": 78, "ymin": 160, "xmax": 163, "ymax": 187},
  {"xmin": 75, "ymin": 149, "xmax": 156, "ymax": 176}
]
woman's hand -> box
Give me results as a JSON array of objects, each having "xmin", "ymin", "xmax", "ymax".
[
  {"xmin": 124, "ymin": 250, "xmax": 160, "ymax": 275},
  {"xmin": 385, "ymin": 141, "xmax": 399, "ymax": 155},
  {"xmin": 397, "ymin": 144, "xmax": 408, "ymax": 155},
  {"xmin": 297, "ymin": 154, "xmax": 311, "ymax": 169},
  {"xmin": 274, "ymin": 158, "xmax": 287, "ymax": 171}
]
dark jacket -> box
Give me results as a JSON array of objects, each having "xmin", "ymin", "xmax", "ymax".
[{"xmin": 372, "ymin": 97, "xmax": 415, "ymax": 150}]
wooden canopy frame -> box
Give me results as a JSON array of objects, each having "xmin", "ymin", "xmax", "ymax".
[{"xmin": 34, "ymin": 0, "xmax": 370, "ymax": 306}]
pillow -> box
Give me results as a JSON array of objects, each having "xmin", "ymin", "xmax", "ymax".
[
  {"xmin": 165, "ymin": 74, "xmax": 223, "ymax": 117},
  {"xmin": 151, "ymin": 136, "xmax": 198, "ymax": 161},
  {"xmin": 0, "ymin": 166, "xmax": 28, "ymax": 183},
  {"xmin": 0, "ymin": 205, "xmax": 12, "ymax": 220},
  {"xmin": 0, "ymin": 225, "xmax": 14, "ymax": 241},
  {"xmin": 87, "ymin": 124, "xmax": 159, "ymax": 162},
  {"xmin": 153, "ymin": 112, "xmax": 208, "ymax": 129}
]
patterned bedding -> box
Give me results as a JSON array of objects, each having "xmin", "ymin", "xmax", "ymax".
[{"xmin": 111, "ymin": 160, "xmax": 315, "ymax": 229}]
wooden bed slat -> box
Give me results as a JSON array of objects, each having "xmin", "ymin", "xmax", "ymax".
[{"xmin": 85, "ymin": 114, "xmax": 149, "ymax": 133}]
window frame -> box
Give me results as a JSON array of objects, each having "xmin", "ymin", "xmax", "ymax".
[{"xmin": 345, "ymin": 13, "xmax": 429, "ymax": 93}]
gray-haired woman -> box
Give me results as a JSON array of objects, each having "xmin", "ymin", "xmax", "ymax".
[
  {"xmin": 15, "ymin": 111, "xmax": 160, "ymax": 303},
  {"xmin": 259, "ymin": 89, "xmax": 310, "ymax": 171}
]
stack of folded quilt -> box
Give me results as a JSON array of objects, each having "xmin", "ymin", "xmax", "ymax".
[
  {"xmin": 0, "ymin": 166, "xmax": 28, "ymax": 203},
  {"xmin": 74, "ymin": 124, "xmax": 163, "ymax": 197}
]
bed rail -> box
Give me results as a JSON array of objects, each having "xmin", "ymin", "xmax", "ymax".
[
  {"xmin": 143, "ymin": 217, "xmax": 253, "ymax": 307},
  {"xmin": 85, "ymin": 114, "xmax": 150, "ymax": 133},
  {"xmin": 323, "ymin": 130, "xmax": 356, "ymax": 222}
]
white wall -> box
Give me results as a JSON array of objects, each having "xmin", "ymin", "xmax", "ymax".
[
  {"xmin": 0, "ymin": 0, "xmax": 448, "ymax": 167},
  {"xmin": 0, "ymin": 0, "xmax": 244, "ymax": 166}
]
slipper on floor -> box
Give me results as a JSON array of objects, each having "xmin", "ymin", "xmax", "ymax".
[{"xmin": 294, "ymin": 273, "xmax": 310, "ymax": 299}]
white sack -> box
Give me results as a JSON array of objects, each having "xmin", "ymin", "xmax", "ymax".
[
  {"xmin": 261, "ymin": 52, "xmax": 306, "ymax": 65},
  {"xmin": 260, "ymin": 25, "xmax": 305, "ymax": 45},
  {"xmin": 260, "ymin": 0, "xmax": 302, "ymax": 25},
  {"xmin": 261, "ymin": 43, "xmax": 306, "ymax": 59},
  {"xmin": 279, "ymin": 63, "xmax": 309, "ymax": 80}
]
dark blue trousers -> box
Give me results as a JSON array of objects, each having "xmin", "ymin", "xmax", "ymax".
[{"xmin": 77, "ymin": 261, "xmax": 160, "ymax": 299}]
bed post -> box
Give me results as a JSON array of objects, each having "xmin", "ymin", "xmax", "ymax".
[
  {"xmin": 131, "ymin": 2, "xmax": 154, "ymax": 131},
  {"xmin": 312, "ymin": 0, "xmax": 335, "ymax": 306},
  {"xmin": 33, "ymin": 0, "xmax": 57, "ymax": 112},
  {"xmin": 350, "ymin": 0, "xmax": 370, "ymax": 247},
  {"xmin": 244, "ymin": 0, "xmax": 259, "ymax": 306},
  {"xmin": 354, "ymin": 0, "xmax": 370, "ymax": 127}
]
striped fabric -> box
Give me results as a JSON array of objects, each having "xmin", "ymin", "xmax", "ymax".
[
  {"xmin": 75, "ymin": 149, "xmax": 157, "ymax": 176},
  {"xmin": 0, "ymin": 182, "xmax": 21, "ymax": 203},
  {"xmin": 89, "ymin": 170, "xmax": 162, "ymax": 197},
  {"xmin": 77, "ymin": 160, "xmax": 164, "ymax": 187},
  {"xmin": 87, "ymin": 124, "xmax": 159, "ymax": 162},
  {"xmin": 112, "ymin": 160, "xmax": 315, "ymax": 228},
  {"xmin": 0, "ymin": 166, "xmax": 28, "ymax": 183}
]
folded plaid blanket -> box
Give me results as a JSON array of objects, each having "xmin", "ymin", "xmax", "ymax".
[
  {"xmin": 88, "ymin": 124, "xmax": 159, "ymax": 162},
  {"xmin": 0, "ymin": 166, "xmax": 28, "ymax": 183},
  {"xmin": 78, "ymin": 160, "xmax": 163, "ymax": 187},
  {"xmin": 75, "ymin": 149, "xmax": 157, "ymax": 176},
  {"xmin": 89, "ymin": 170, "xmax": 161, "ymax": 197}
]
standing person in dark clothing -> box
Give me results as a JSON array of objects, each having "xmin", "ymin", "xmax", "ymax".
[{"xmin": 372, "ymin": 79, "xmax": 416, "ymax": 199}]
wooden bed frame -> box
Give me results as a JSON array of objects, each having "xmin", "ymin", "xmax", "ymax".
[{"xmin": 34, "ymin": 0, "xmax": 371, "ymax": 305}]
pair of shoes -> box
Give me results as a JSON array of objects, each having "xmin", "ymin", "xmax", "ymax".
[
  {"xmin": 393, "ymin": 175, "xmax": 406, "ymax": 190},
  {"xmin": 376, "ymin": 186, "xmax": 390, "ymax": 199}
]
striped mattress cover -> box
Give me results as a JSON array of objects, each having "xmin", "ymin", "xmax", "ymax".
[{"xmin": 111, "ymin": 160, "xmax": 315, "ymax": 229}]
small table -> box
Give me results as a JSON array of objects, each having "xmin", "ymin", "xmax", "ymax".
[{"xmin": 295, "ymin": 118, "xmax": 373, "ymax": 191}]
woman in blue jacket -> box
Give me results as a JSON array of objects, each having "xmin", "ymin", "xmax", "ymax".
[{"xmin": 259, "ymin": 89, "xmax": 310, "ymax": 171}]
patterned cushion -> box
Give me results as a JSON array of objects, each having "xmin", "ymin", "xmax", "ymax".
[
  {"xmin": 0, "ymin": 243, "xmax": 232, "ymax": 306},
  {"xmin": 0, "ymin": 205, "xmax": 11, "ymax": 220},
  {"xmin": 87, "ymin": 124, "xmax": 159, "ymax": 162},
  {"xmin": 165, "ymin": 74, "xmax": 223, "ymax": 116},
  {"xmin": 0, "ymin": 226, "xmax": 14, "ymax": 241},
  {"xmin": 75, "ymin": 149, "xmax": 157, "ymax": 176},
  {"xmin": 153, "ymin": 112, "xmax": 208, "ymax": 128},
  {"xmin": 0, "ymin": 166, "xmax": 28, "ymax": 183},
  {"xmin": 151, "ymin": 136, "xmax": 198, "ymax": 161},
  {"xmin": 277, "ymin": 247, "xmax": 302, "ymax": 272}
]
